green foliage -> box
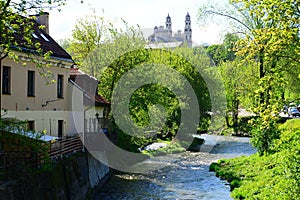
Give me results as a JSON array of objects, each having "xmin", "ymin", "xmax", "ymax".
[
  {"xmin": 104, "ymin": 47, "xmax": 213, "ymax": 150},
  {"xmin": 200, "ymin": 0, "xmax": 298, "ymax": 153},
  {"xmin": 250, "ymin": 117, "xmax": 280, "ymax": 155},
  {"xmin": 205, "ymin": 32, "xmax": 257, "ymax": 135},
  {"xmin": 278, "ymin": 118, "xmax": 300, "ymax": 131},
  {"xmin": 206, "ymin": 44, "xmax": 226, "ymax": 66},
  {"xmin": 0, "ymin": 0, "xmax": 67, "ymax": 59},
  {"xmin": 206, "ymin": 33, "xmax": 238, "ymax": 66},
  {"xmin": 154, "ymin": 141, "xmax": 186, "ymax": 155},
  {"xmin": 115, "ymin": 130, "xmax": 149, "ymax": 153},
  {"xmin": 219, "ymin": 60, "xmax": 256, "ymax": 134},
  {"xmin": 237, "ymin": 116, "xmax": 257, "ymax": 134},
  {"xmin": 211, "ymin": 119, "xmax": 300, "ymax": 199},
  {"xmin": 67, "ymin": 12, "xmax": 225, "ymax": 151},
  {"xmin": 66, "ymin": 12, "xmax": 146, "ymax": 78},
  {"xmin": 0, "ymin": 118, "xmax": 52, "ymax": 179}
]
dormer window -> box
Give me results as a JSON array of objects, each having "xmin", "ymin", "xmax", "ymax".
[
  {"xmin": 40, "ymin": 33, "xmax": 49, "ymax": 42},
  {"xmin": 5, "ymin": 22, "xmax": 16, "ymax": 33},
  {"xmin": 32, "ymin": 32, "xmax": 39, "ymax": 39}
]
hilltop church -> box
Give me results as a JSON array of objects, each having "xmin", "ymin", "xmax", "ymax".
[{"xmin": 147, "ymin": 13, "xmax": 192, "ymax": 48}]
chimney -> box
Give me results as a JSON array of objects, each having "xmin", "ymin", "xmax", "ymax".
[{"xmin": 34, "ymin": 12, "xmax": 49, "ymax": 34}]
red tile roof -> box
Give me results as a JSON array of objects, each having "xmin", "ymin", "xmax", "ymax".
[
  {"xmin": 84, "ymin": 92, "xmax": 111, "ymax": 106},
  {"xmin": 70, "ymin": 68, "xmax": 84, "ymax": 76}
]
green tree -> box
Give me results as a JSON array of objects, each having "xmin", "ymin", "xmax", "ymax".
[
  {"xmin": 205, "ymin": 32, "xmax": 247, "ymax": 135},
  {"xmin": 231, "ymin": 0, "xmax": 298, "ymax": 154},
  {"xmin": 206, "ymin": 44, "xmax": 225, "ymax": 66},
  {"xmin": 67, "ymin": 13, "xmax": 226, "ymax": 151},
  {"xmin": 66, "ymin": 10, "xmax": 106, "ymax": 76},
  {"xmin": 99, "ymin": 47, "xmax": 213, "ymax": 150},
  {"xmin": 205, "ymin": 33, "xmax": 239, "ymax": 66},
  {"xmin": 199, "ymin": 0, "xmax": 300, "ymax": 154},
  {"xmin": 0, "ymin": 0, "xmax": 68, "ymax": 59},
  {"xmin": 67, "ymin": 12, "xmax": 145, "ymax": 79},
  {"xmin": 219, "ymin": 60, "xmax": 255, "ymax": 134}
]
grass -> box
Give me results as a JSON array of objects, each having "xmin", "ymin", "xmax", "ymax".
[{"xmin": 210, "ymin": 118, "xmax": 300, "ymax": 199}]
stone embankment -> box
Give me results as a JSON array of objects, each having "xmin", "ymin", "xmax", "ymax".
[{"xmin": 0, "ymin": 152, "xmax": 109, "ymax": 200}]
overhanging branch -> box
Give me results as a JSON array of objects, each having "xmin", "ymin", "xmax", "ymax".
[{"xmin": 205, "ymin": 10, "xmax": 252, "ymax": 33}]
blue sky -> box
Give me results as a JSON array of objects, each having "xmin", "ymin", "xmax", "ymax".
[{"xmin": 49, "ymin": 0, "xmax": 228, "ymax": 45}]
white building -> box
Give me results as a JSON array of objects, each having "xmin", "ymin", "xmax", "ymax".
[
  {"xmin": 1, "ymin": 13, "xmax": 110, "ymax": 138},
  {"xmin": 147, "ymin": 13, "xmax": 193, "ymax": 48}
]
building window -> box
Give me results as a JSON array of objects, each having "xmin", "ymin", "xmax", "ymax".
[
  {"xmin": 27, "ymin": 70, "xmax": 35, "ymax": 97},
  {"xmin": 27, "ymin": 121, "xmax": 35, "ymax": 131},
  {"xmin": 2, "ymin": 66, "xmax": 11, "ymax": 94},
  {"xmin": 40, "ymin": 33, "xmax": 50, "ymax": 42},
  {"xmin": 57, "ymin": 74, "xmax": 64, "ymax": 98},
  {"xmin": 58, "ymin": 120, "xmax": 64, "ymax": 138}
]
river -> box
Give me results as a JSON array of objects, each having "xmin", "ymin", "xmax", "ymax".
[{"xmin": 95, "ymin": 134, "xmax": 256, "ymax": 200}]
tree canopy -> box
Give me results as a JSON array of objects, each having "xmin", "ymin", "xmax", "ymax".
[
  {"xmin": 199, "ymin": 0, "xmax": 300, "ymax": 154},
  {"xmin": 65, "ymin": 13, "xmax": 228, "ymax": 151}
]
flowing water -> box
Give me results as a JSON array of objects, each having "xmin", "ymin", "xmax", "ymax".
[{"xmin": 95, "ymin": 134, "xmax": 256, "ymax": 200}]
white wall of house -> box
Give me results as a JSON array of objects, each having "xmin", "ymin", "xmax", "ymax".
[
  {"xmin": 67, "ymin": 83, "xmax": 84, "ymax": 136},
  {"xmin": 1, "ymin": 57, "xmax": 70, "ymax": 112},
  {"xmin": 67, "ymin": 81, "xmax": 105, "ymax": 135},
  {"xmin": 1, "ymin": 56, "xmax": 107, "ymax": 137},
  {"xmin": 1, "ymin": 56, "xmax": 72, "ymax": 137},
  {"xmin": 3, "ymin": 110, "xmax": 67, "ymax": 136}
]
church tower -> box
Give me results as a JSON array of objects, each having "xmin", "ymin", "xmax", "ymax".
[
  {"xmin": 166, "ymin": 14, "xmax": 172, "ymax": 37},
  {"xmin": 184, "ymin": 12, "xmax": 192, "ymax": 47}
]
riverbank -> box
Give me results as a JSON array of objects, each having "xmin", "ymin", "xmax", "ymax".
[{"xmin": 210, "ymin": 119, "xmax": 300, "ymax": 199}]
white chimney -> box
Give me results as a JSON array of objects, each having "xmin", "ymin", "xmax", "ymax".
[{"xmin": 34, "ymin": 12, "xmax": 49, "ymax": 34}]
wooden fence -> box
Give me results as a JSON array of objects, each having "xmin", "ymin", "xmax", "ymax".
[{"xmin": 48, "ymin": 135, "xmax": 84, "ymax": 158}]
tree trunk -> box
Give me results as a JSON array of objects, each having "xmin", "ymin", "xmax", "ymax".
[
  {"xmin": 259, "ymin": 49, "xmax": 265, "ymax": 105},
  {"xmin": 233, "ymin": 98, "xmax": 239, "ymax": 135},
  {"xmin": 226, "ymin": 98, "xmax": 239, "ymax": 135}
]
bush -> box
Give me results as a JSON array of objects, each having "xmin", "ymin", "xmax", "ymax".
[{"xmin": 250, "ymin": 117, "xmax": 281, "ymax": 155}]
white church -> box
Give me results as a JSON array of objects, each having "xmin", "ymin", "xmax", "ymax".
[{"xmin": 147, "ymin": 13, "xmax": 193, "ymax": 48}]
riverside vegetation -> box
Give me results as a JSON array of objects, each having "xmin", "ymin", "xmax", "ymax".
[
  {"xmin": 210, "ymin": 118, "xmax": 300, "ymax": 200},
  {"xmin": 2, "ymin": 0, "xmax": 300, "ymax": 198}
]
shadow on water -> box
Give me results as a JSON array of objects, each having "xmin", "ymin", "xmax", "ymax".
[{"xmin": 94, "ymin": 135, "xmax": 256, "ymax": 200}]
